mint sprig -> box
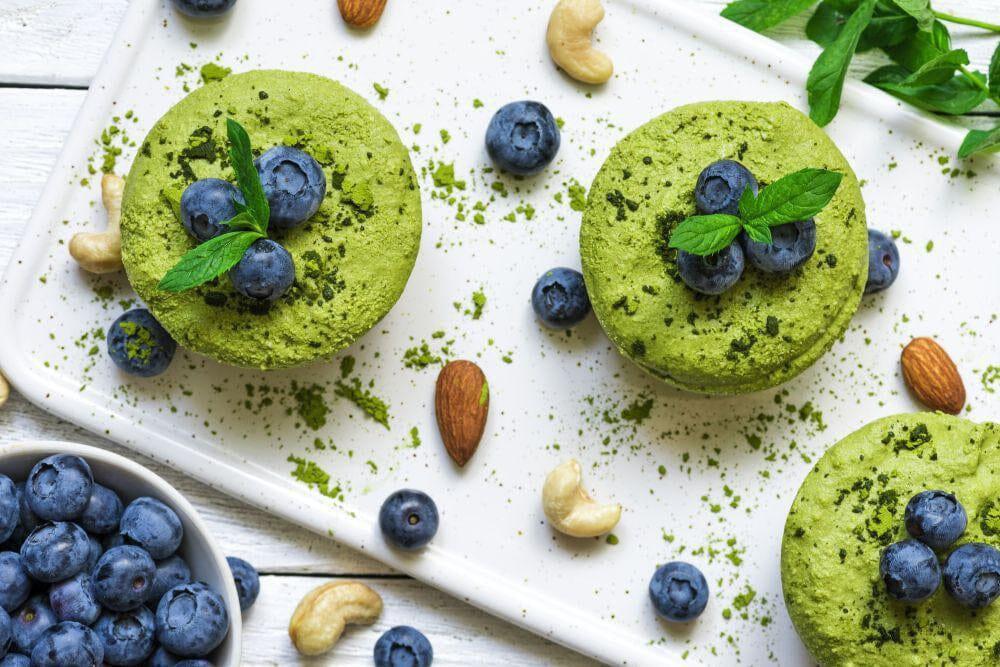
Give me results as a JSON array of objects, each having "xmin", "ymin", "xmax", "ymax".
[
  {"xmin": 669, "ymin": 168, "xmax": 843, "ymax": 256},
  {"xmin": 158, "ymin": 119, "xmax": 270, "ymax": 293}
]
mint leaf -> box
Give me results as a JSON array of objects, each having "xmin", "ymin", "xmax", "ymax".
[
  {"xmin": 865, "ymin": 66, "xmax": 987, "ymax": 114},
  {"xmin": 806, "ymin": 4, "xmax": 849, "ymax": 49},
  {"xmin": 226, "ymin": 119, "xmax": 269, "ymax": 233},
  {"xmin": 807, "ymin": 0, "xmax": 878, "ymax": 127},
  {"xmin": 958, "ymin": 126, "xmax": 1000, "ymax": 158},
  {"xmin": 903, "ymin": 48, "xmax": 969, "ymax": 86},
  {"xmin": 158, "ymin": 231, "xmax": 262, "ymax": 293},
  {"xmin": 889, "ymin": 0, "xmax": 933, "ymax": 32},
  {"xmin": 886, "ymin": 20, "xmax": 951, "ymax": 70},
  {"xmin": 990, "ymin": 41, "xmax": 1000, "ymax": 99},
  {"xmin": 721, "ymin": 0, "xmax": 815, "ymax": 32},
  {"xmin": 668, "ymin": 215, "xmax": 742, "ymax": 256},
  {"xmin": 741, "ymin": 168, "xmax": 844, "ymax": 228},
  {"xmin": 743, "ymin": 218, "xmax": 773, "ymax": 245}
]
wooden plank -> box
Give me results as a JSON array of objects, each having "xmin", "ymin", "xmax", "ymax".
[
  {"xmin": 243, "ymin": 576, "xmax": 596, "ymax": 665},
  {"xmin": 0, "ymin": 0, "xmax": 998, "ymax": 104}
]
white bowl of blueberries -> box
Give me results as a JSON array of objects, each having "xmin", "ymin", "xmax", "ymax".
[{"xmin": 0, "ymin": 441, "xmax": 257, "ymax": 666}]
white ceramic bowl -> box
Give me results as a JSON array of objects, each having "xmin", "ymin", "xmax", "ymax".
[{"xmin": 0, "ymin": 440, "xmax": 242, "ymax": 665}]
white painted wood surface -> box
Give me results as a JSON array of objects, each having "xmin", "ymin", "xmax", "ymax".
[{"xmin": 0, "ymin": 1, "xmax": 996, "ymax": 665}]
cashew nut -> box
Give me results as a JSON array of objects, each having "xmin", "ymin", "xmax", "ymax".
[
  {"xmin": 0, "ymin": 371, "xmax": 8, "ymax": 409},
  {"xmin": 69, "ymin": 173, "xmax": 124, "ymax": 274},
  {"xmin": 288, "ymin": 581, "xmax": 383, "ymax": 656},
  {"xmin": 546, "ymin": 0, "xmax": 614, "ymax": 85},
  {"xmin": 542, "ymin": 459, "xmax": 621, "ymax": 537}
]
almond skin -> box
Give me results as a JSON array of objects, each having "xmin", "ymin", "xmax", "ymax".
[
  {"xmin": 901, "ymin": 337, "xmax": 966, "ymax": 415},
  {"xmin": 337, "ymin": 0, "xmax": 387, "ymax": 28},
  {"xmin": 435, "ymin": 360, "xmax": 489, "ymax": 467}
]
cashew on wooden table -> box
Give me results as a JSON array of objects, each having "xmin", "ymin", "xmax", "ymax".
[
  {"xmin": 69, "ymin": 173, "xmax": 125, "ymax": 274},
  {"xmin": 546, "ymin": 0, "xmax": 614, "ymax": 85},
  {"xmin": 288, "ymin": 581, "xmax": 383, "ymax": 656}
]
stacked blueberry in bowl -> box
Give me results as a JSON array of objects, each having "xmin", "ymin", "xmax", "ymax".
[{"xmin": 0, "ymin": 452, "xmax": 235, "ymax": 666}]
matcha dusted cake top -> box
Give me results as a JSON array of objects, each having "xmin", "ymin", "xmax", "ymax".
[
  {"xmin": 782, "ymin": 414, "xmax": 1000, "ymax": 666},
  {"xmin": 120, "ymin": 70, "xmax": 422, "ymax": 369},
  {"xmin": 580, "ymin": 101, "xmax": 868, "ymax": 394}
]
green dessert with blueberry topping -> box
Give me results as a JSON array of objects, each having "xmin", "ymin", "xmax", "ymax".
[
  {"xmin": 580, "ymin": 101, "xmax": 870, "ymax": 394},
  {"xmin": 782, "ymin": 413, "xmax": 1000, "ymax": 666},
  {"xmin": 120, "ymin": 70, "xmax": 422, "ymax": 370}
]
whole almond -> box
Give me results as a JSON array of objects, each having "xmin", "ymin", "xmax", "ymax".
[
  {"xmin": 901, "ymin": 337, "xmax": 966, "ymax": 415},
  {"xmin": 337, "ymin": 0, "xmax": 387, "ymax": 28},
  {"xmin": 435, "ymin": 360, "xmax": 489, "ymax": 467}
]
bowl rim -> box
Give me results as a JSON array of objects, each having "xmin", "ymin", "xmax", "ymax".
[{"xmin": 0, "ymin": 439, "xmax": 243, "ymax": 664}]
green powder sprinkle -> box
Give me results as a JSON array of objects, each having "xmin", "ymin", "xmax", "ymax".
[
  {"xmin": 403, "ymin": 342, "xmax": 442, "ymax": 370},
  {"xmin": 373, "ymin": 82, "xmax": 389, "ymax": 100},
  {"xmin": 334, "ymin": 379, "xmax": 390, "ymax": 429},
  {"xmin": 287, "ymin": 455, "xmax": 342, "ymax": 500},
  {"xmin": 199, "ymin": 62, "xmax": 232, "ymax": 84},
  {"xmin": 293, "ymin": 383, "xmax": 329, "ymax": 431},
  {"xmin": 471, "ymin": 290, "xmax": 486, "ymax": 320}
]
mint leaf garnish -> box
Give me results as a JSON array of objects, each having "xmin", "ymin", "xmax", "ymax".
[
  {"xmin": 958, "ymin": 125, "xmax": 1000, "ymax": 158},
  {"xmin": 226, "ymin": 118, "xmax": 269, "ymax": 233},
  {"xmin": 158, "ymin": 119, "xmax": 273, "ymax": 294},
  {"xmin": 739, "ymin": 168, "xmax": 843, "ymax": 228},
  {"xmin": 806, "ymin": 0, "xmax": 877, "ymax": 127},
  {"xmin": 668, "ymin": 214, "xmax": 742, "ymax": 256},
  {"xmin": 668, "ymin": 168, "xmax": 842, "ymax": 257},
  {"xmin": 158, "ymin": 231, "xmax": 263, "ymax": 293},
  {"xmin": 721, "ymin": 0, "xmax": 816, "ymax": 33}
]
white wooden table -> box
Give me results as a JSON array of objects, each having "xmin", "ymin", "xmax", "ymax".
[{"xmin": 0, "ymin": 1, "xmax": 996, "ymax": 664}]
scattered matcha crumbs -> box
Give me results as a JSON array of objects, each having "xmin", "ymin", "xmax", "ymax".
[
  {"xmin": 402, "ymin": 342, "xmax": 442, "ymax": 370},
  {"xmin": 470, "ymin": 290, "xmax": 486, "ymax": 320},
  {"xmin": 982, "ymin": 366, "xmax": 999, "ymax": 393},
  {"xmin": 605, "ymin": 534, "xmax": 619, "ymax": 545},
  {"xmin": 292, "ymin": 382, "xmax": 329, "ymax": 431},
  {"xmin": 116, "ymin": 321, "xmax": 158, "ymax": 363},
  {"xmin": 566, "ymin": 179, "xmax": 587, "ymax": 212},
  {"xmin": 472, "ymin": 98, "xmax": 484, "ymax": 108},
  {"xmin": 412, "ymin": 123, "xmax": 422, "ymax": 134},
  {"xmin": 404, "ymin": 427, "xmax": 422, "ymax": 449},
  {"xmin": 287, "ymin": 455, "xmax": 343, "ymax": 501},
  {"xmin": 430, "ymin": 162, "xmax": 466, "ymax": 192},
  {"xmin": 620, "ymin": 396, "xmax": 653, "ymax": 424},
  {"xmin": 439, "ymin": 129, "xmax": 451, "ymax": 144},
  {"xmin": 373, "ymin": 82, "xmax": 389, "ymax": 100},
  {"xmin": 334, "ymin": 378, "xmax": 390, "ymax": 429},
  {"xmin": 339, "ymin": 355, "xmax": 356, "ymax": 379},
  {"xmin": 555, "ymin": 117, "xmax": 565, "ymax": 129},
  {"xmin": 199, "ymin": 62, "xmax": 231, "ymax": 84}
]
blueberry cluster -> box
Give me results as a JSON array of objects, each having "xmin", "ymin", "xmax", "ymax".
[
  {"xmin": 676, "ymin": 160, "xmax": 901, "ymax": 296},
  {"xmin": 0, "ymin": 454, "xmax": 254, "ymax": 666},
  {"xmin": 180, "ymin": 145, "xmax": 327, "ymax": 303},
  {"xmin": 880, "ymin": 490, "xmax": 1000, "ymax": 609}
]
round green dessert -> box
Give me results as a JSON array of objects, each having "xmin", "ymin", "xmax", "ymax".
[
  {"xmin": 782, "ymin": 413, "xmax": 1000, "ymax": 666},
  {"xmin": 580, "ymin": 101, "xmax": 867, "ymax": 394},
  {"xmin": 121, "ymin": 70, "xmax": 421, "ymax": 369}
]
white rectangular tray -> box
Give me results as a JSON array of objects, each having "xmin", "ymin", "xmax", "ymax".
[{"xmin": 1, "ymin": 0, "xmax": 997, "ymax": 663}]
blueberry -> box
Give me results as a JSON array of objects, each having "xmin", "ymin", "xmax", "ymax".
[
  {"xmin": 225, "ymin": 557, "xmax": 259, "ymax": 611},
  {"xmin": 740, "ymin": 219, "xmax": 816, "ymax": 274},
  {"xmin": 228, "ymin": 239, "xmax": 295, "ymax": 302},
  {"xmin": 865, "ymin": 229, "xmax": 900, "ymax": 294},
  {"xmin": 170, "ymin": 0, "xmax": 237, "ymax": 18},
  {"xmin": 20, "ymin": 522, "xmax": 90, "ymax": 583},
  {"xmin": 0, "ymin": 654, "xmax": 28, "ymax": 667},
  {"xmin": 0, "ymin": 607, "xmax": 10, "ymax": 659},
  {"xmin": 24, "ymin": 455, "xmax": 93, "ymax": 522},
  {"xmin": 11, "ymin": 595, "xmax": 57, "ymax": 655},
  {"xmin": 180, "ymin": 179, "xmax": 242, "ymax": 242},
  {"xmin": 373, "ymin": 625, "xmax": 433, "ymax": 667},
  {"xmin": 49, "ymin": 573, "xmax": 101, "ymax": 626},
  {"xmin": 378, "ymin": 490, "xmax": 439, "ymax": 550},
  {"xmin": 148, "ymin": 646, "xmax": 180, "ymax": 667},
  {"xmin": 677, "ymin": 243, "xmax": 745, "ymax": 295},
  {"xmin": 29, "ymin": 621, "xmax": 103, "ymax": 667},
  {"xmin": 149, "ymin": 556, "xmax": 192, "ymax": 608},
  {"xmin": 94, "ymin": 606, "xmax": 156, "ymax": 666},
  {"xmin": 531, "ymin": 268, "xmax": 591, "ymax": 330},
  {"xmin": 92, "ymin": 546, "xmax": 156, "ymax": 612},
  {"xmin": 0, "ymin": 477, "xmax": 17, "ymax": 545},
  {"xmin": 107, "ymin": 309, "xmax": 177, "ymax": 378},
  {"xmin": 695, "ymin": 160, "xmax": 758, "ymax": 216},
  {"xmin": 102, "ymin": 532, "xmax": 125, "ymax": 551},
  {"xmin": 648, "ymin": 561, "xmax": 710, "ymax": 622},
  {"xmin": 13, "ymin": 484, "xmax": 40, "ymax": 546},
  {"xmin": 485, "ymin": 101, "xmax": 560, "ymax": 176},
  {"xmin": 83, "ymin": 536, "xmax": 103, "ymax": 572},
  {"xmin": 904, "ymin": 491, "xmax": 967, "ymax": 551},
  {"xmin": 119, "ymin": 497, "xmax": 183, "ymax": 560},
  {"xmin": 0, "ymin": 553, "xmax": 30, "ymax": 613},
  {"xmin": 154, "ymin": 582, "xmax": 230, "ymax": 658},
  {"xmin": 256, "ymin": 146, "xmax": 327, "ymax": 230},
  {"xmin": 78, "ymin": 483, "xmax": 123, "ymax": 536},
  {"xmin": 880, "ymin": 539, "xmax": 941, "ymax": 602},
  {"xmin": 942, "ymin": 542, "xmax": 1000, "ymax": 609},
  {"xmin": 175, "ymin": 661, "xmax": 214, "ymax": 667}
]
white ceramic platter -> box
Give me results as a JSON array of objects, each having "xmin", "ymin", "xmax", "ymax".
[{"xmin": 1, "ymin": 0, "xmax": 997, "ymax": 663}]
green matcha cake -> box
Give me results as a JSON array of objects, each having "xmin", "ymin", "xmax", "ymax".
[
  {"xmin": 121, "ymin": 70, "xmax": 421, "ymax": 369},
  {"xmin": 782, "ymin": 413, "xmax": 1000, "ymax": 666},
  {"xmin": 580, "ymin": 101, "xmax": 867, "ymax": 394}
]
